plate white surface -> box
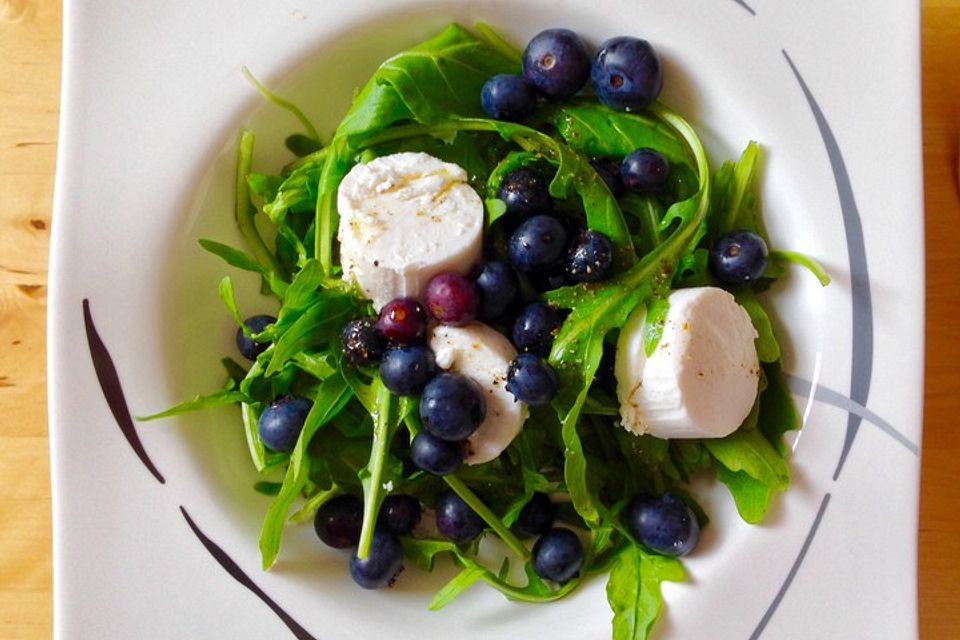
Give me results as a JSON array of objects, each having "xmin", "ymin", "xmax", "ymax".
[{"xmin": 48, "ymin": 1, "xmax": 924, "ymax": 638}]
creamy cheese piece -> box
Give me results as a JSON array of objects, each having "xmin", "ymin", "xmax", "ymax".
[
  {"xmin": 337, "ymin": 152, "xmax": 484, "ymax": 309},
  {"xmin": 429, "ymin": 323, "xmax": 528, "ymax": 464},
  {"xmin": 615, "ymin": 287, "xmax": 760, "ymax": 439}
]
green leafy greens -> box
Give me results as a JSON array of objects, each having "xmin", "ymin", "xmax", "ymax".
[{"xmin": 142, "ymin": 22, "xmax": 826, "ymax": 640}]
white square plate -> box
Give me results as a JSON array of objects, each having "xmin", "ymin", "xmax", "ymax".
[{"xmin": 49, "ymin": 1, "xmax": 923, "ymax": 638}]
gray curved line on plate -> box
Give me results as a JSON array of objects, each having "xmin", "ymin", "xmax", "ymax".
[
  {"xmin": 180, "ymin": 506, "xmax": 319, "ymax": 640},
  {"xmin": 729, "ymin": 0, "xmax": 757, "ymax": 16},
  {"xmin": 782, "ymin": 50, "xmax": 874, "ymax": 482},
  {"xmin": 784, "ymin": 374, "xmax": 918, "ymax": 455},
  {"xmin": 82, "ymin": 298, "xmax": 165, "ymax": 484},
  {"xmin": 749, "ymin": 493, "xmax": 831, "ymax": 640}
]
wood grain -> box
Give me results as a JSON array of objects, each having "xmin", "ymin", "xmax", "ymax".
[{"xmin": 0, "ymin": 1, "xmax": 955, "ymax": 638}]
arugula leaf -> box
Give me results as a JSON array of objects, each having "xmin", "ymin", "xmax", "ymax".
[
  {"xmin": 758, "ymin": 361, "xmax": 801, "ymax": 454},
  {"xmin": 242, "ymin": 67, "xmax": 321, "ymax": 143},
  {"xmin": 715, "ymin": 466, "xmax": 774, "ymax": 523},
  {"xmin": 705, "ymin": 429, "xmax": 790, "ymax": 492},
  {"xmin": 265, "ymin": 292, "xmax": 356, "ymax": 375},
  {"xmin": 736, "ymin": 290, "xmax": 780, "ymax": 363},
  {"xmin": 356, "ymin": 381, "xmax": 409, "ymax": 558},
  {"xmin": 769, "ymin": 249, "xmax": 831, "ymax": 286},
  {"xmin": 234, "ymin": 130, "xmax": 284, "ymax": 274},
  {"xmin": 429, "ymin": 565, "xmax": 487, "ymax": 610},
  {"xmin": 549, "ymin": 103, "xmax": 688, "ymax": 167},
  {"xmin": 260, "ymin": 372, "xmax": 353, "ymax": 569},
  {"xmin": 137, "ymin": 389, "xmax": 244, "ymax": 420},
  {"xmin": 606, "ymin": 545, "xmax": 685, "ymax": 640}
]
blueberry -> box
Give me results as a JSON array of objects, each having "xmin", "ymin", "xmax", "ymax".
[
  {"xmin": 624, "ymin": 493, "xmax": 700, "ymax": 557},
  {"xmin": 435, "ymin": 490, "xmax": 485, "ymax": 542},
  {"xmin": 424, "ymin": 272, "xmax": 479, "ymax": 326},
  {"xmin": 419, "ymin": 373, "xmax": 486, "ymax": 441},
  {"xmin": 379, "ymin": 345, "xmax": 437, "ymax": 395},
  {"xmin": 566, "ymin": 230, "xmax": 614, "ymax": 283},
  {"xmin": 314, "ymin": 494, "xmax": 363, "ymax": 549},
  {"xmin": 481, "ymin": 73, "xmax": 537, "ymax": 121},
  {"xmin": 497, "ymin": 167, "xmax": 552, "ymax": 218},
  {"xmin": 709, "ymin": 230, "xmax": 768, "ymax": 285},
  {"xmin": 410, "ymin": 432, "xmax": 464, "ymax": 476},
  {"xmin": 515, "ymin": 492, "xmax": 557, "ymax": 537},
  {"xmin": 378, "ymin": 494, "xmax": 422, "ymax": 535},
  {"xmin": 590, "ymin": 157, "xmax": 625, "ymax": 198},
  {"xmin": 591, "ymin": 36, "xmax": 663, "ymax": 110},
  {"xmin": 341, "ymin": 316, "xmax": 384, "ymax": 366},
  {"xmin": 474, "ymin": 261, "xmax": 520, "ymax": 321},
  {"xmin": 235, "ymin": 314, "xmax": 276, "ymax": 361},
  {"xmin": 349, "ymin": 531, "xmax": 404, "ymax": 589},
  {"xmin": 258, "ymin": 395, "xmax": 312, "ymax": 452},
  {"xmin": 522, "ymin": 29, "xmax": 590, "ymax": 99},
  {"xmin": 621, "ymin": 148, "xmax": 670, "ymax": 195},
  {"xmin": 508, "ymin": 214, "xmax": 569, "ymax": 273},
  {"xmin": 512, "ymin": 302, "xmax": 562, "ymax": 357},
  {"xmin": 532, "ymin": 527, "xmax": 584, "ymax": 583},
  {"xmin": 377, "ymin": 297, "xmax": 428, "ymax": 345},
  {"xmin": 506, "ymin": 354, "xmax": 559, "ymax": 406}
]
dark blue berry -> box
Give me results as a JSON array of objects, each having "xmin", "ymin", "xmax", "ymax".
[
  {"xmin": 258, "ymin": 395, "xmax": 311, "ymax": 452},
  {"xmin": 341, "ymin": 316, "xmax": 384, "ymax": 366},
  {"xmin": 235, "ymin": 314, "xmax": 275, "ymax": 361},
  {"xmin": 379, "ymin": 345, "xmax": 437, "ymax": 395},
  {"xmin": 508, "ymin": 214, "xmax": 569, "ymax": 273},
  {"xmin": 314, "ymin": 494, "xmax": 363, "ymax": 549},
  {"xmin": 532, "ymin": 527, "xmax": 583, "ymax": 582},
  {"xmin": 497, "ymin": 167, "xmax": 552, "ymax": 218},
  {"xmin": 377, "ymin": 297, "xmax": 428, "ymax": 345},
  {"xmin": 522, "ymin": 29, "xmax": 590, "ymax": 99},
  {"xmin": 481, "ymin": 73, "xmax": 537, "ymax": 121},
  {"xmin": 425, "ymin": 272, "xmax": 479, "ymax": 326},
  {"xmin": 591, "ymin": 36, "xmax": 663, "ymax": 110},
  {"xmin": 566, "ymin": 230, "xmax": 614, "ymax": 283},
  {"xmin": 475, "ymin": 261, "xmax": 520, "ymax": 321},
  {"xmin": 410, "ymin": 432, "xmax": 463, "ymax": 476},
  {"xmin": 378, "ymin": 494, "xmax": 422, "ymax": 535},
  {"xmin": 349, "ymin": 531, "xmax": 404, "ymax": 589},
  {"xmin": 709, "ymin": 230, "xmax": 768, "ymax": 285},
  {"xmin": 515, "ymin": 492, "xmax": 557, "ymax": 537},
  {"xmin": 590, "ymin": 157, "xmax": 625, "ymax": 198},
  {"xmin": 506, "ymin": 354, "xmax": 558, "ymax": 406},
  {"xmin": 512, "ymin": 302, "xmax": 562, "ymax": 357},
  {"xmin": 624, "ymin": 493, "xmax": 700, "ymax": 557},
  {"xmin": 435, "ymin": 490, "xmax": 485, "ymax": 542},
  {"xmin": 420, "ymin": 373, "xmax": 486, "ymax": 441},
  {"xmin": 621, "ymin": 148, "xmax": 670, "ymax": 194}
]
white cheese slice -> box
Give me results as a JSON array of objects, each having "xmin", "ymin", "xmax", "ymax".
[
  {"xmin": 429, "ymin": 322, "xmax": 529, "ymax": 464},
  {"xmin": 615, "ymin": 286, "xmax": 760, "ymax": 439},
  {"xmin": 337, "ymin": 151, "xmax": 484, "ymax": 309}
]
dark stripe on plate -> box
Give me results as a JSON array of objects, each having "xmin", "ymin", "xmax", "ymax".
[
  {"xmin": 179, "ymin": 506, "xmax": 318, "ymax": 640},
  {"xmin": 729, "ymin": 0, "xmax": 757, "ymax": 16},
  {"xmin": 784, "ymin": 374, "xmax": 918, "ymax": 455},
  {"xmin": 82, "ymin": 298, "xmax": 165, "ymax": 484},
  {"xmin": 782, "ymin": 50, "xmax": 874, "ymax": 481},
  {"xmin": 749, "ymin": 493, "xmax": 832, "ymax": 639}
]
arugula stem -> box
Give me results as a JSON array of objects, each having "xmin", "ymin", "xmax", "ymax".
[
  {"xmin": 235, "ymin": 130, "xmax": 284, "ymax": 274},
  {"xmin": 770, "ymin": 249, "xmax": 831, "ymax": 286},
  {"xmin": 242, "ymin": 67, "xmax": 321, "ymax": 142},
  {"xmin": 357, "ymin": 380, "xmax": 393, "ymax": 559},
  {"xmin": 476, "ymin": 569, "xmax": 581, "ymax": 603},
  {"xmin": 443, "ymin": 475, "xmax": 530, "ymax": 561}
]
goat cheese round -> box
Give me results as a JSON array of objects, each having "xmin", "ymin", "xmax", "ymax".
[
  {"xmin": 615, "ymin": 286, "xmax": 760, "ymax": 439},
  {"xmin": 429, "ymin": 323, "xmax": 529, "ymax": 464},
  {"xmin": 337, "ymin": 152, "xmax": 484, "ymax": 310}
]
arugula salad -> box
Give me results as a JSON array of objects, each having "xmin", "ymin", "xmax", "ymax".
[{"xmin": 145, "ymin": 23, "xmax": 827, "ymax": 640}]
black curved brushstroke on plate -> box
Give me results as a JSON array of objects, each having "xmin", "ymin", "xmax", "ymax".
[
  {"xmin": 180, "ymin": 506, "xmax": 319, "ymax": 640},
  {"xmin": 782, "ymin": 50, "xmax": 874, "ymax": 481},
  {"xmin": 83, "ymin": 298, "xmax": 165, "ymax": 483},
  {"xmin": 785, "ymin": 374, "xmax": 918, "ymax": 455},
  {"xmin": 749, "ymin": 493, "xmax": 832, "ymax": 639},
  {"xmin": 729, "ymin": 0, "xmax": 757, "ymax": 16}
]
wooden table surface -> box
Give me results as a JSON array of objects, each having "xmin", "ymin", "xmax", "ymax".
[{"xmin": 0, "ymin": 1, "xmax": 956, "ymax": 638}]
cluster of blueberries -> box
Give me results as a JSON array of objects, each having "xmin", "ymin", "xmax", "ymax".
[{"xmin": 481, "ymin": 28, "xmax": 664, "ymax": 120}]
